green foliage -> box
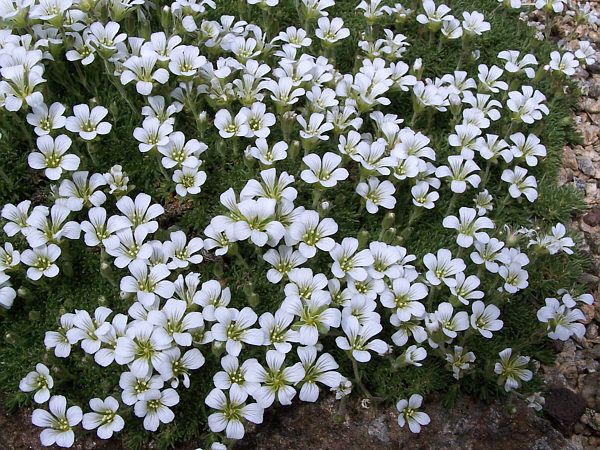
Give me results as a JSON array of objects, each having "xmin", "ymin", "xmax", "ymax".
[{"xmin": 0, "ymin": 1, "xmax": 588, "ymax": 449}]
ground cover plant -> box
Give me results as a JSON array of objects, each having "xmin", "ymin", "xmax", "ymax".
[{"xmin": 0, "ymin": 0, "xmax": 597, "ymax": 448}]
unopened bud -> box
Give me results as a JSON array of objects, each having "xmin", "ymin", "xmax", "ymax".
[
  {"xmin": 382, "ymin": 227, "xmax": 397, "ymax": 244},
  {"xmin": 289, "ymin": 140, "xmax": 301, "ymax": 160},
  {"xmin": 358, "ymin": 230, "xmax": 370, "ymax": 248},
  {"xmin": 248, "ymin": 293, "xmax": 260, "ymax": 308},
  {"xmin": 160, "ymin": 5, "xmax": 171, "ymax": 30},
  {"xmin": 243, "ymin": 282, "xmax": 255, "ymax": 297},
  {"xmin": 212, "ymin": 340, "xmax": 225, "ymax": 358},
  {"xmin": 382, "ymin": 212, "xmax": 396, "ymax": 230}
]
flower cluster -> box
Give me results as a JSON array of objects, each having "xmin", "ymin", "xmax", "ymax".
[{"xmin": 0, "ymin": 0, "xmax": 595, "ymax": 447}]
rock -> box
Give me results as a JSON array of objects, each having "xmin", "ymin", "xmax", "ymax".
[
  {"xmin": 589, "ymin": 64, "xmax": 600, "ymax": 75},
  {"xmin": 581, "ymin": 125, "xmax": 600, "ymax": 146},
  {"xmin": 588, "ymin": 81, "xmax": 600, "ymax": 99},
  {"xmin": 564, "ymin": 147, "xmax": 579, "ymax": 171},
  {"xmin": 582, "ymin": 98, "xmax": 600, "ymax": 113},
  {"xmin": 580, "ymin": 409, "xmax": 600, "ymax": 433},
  {"xmin": 577, "ymin": 157, "xmax": 596, "ymax": 177},
  {"xmin": 575, "ymin": 178, "xmax": 587, "ymax": 193},
  {"xmin": 583, "ymin": 207, "xmax": 600, "ymax": 227},
  {"xmin": 586, "ymin": 181, "xmax": 598, "ymax": 199},
  {"xmin": 579, "ymin": 373, "xmax": 600, "ymax": 410},
  {"xmin": 543, "ymin": 387, "xmax": 587, "ymax": 433},
  {"xmin": 237, "ymin": 395, "xmax": 576, "ymax": 450},
  {"xmin": 577, "ymin": 272, "xmax": 599, "ymax": 288},
  {"xmin": 585, "ymin": 180, "xmax": 598, "ymax": 201},
  {"xmin": 367, "ymin": 415, "xmax": 390, "ymax": 442}
]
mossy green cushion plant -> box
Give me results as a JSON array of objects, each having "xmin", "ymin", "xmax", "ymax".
[{"xmin": 0, "ymin": 0, "xmax": 596, "ymax": 448}]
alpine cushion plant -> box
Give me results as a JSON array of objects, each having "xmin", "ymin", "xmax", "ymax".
[{"xmin": 0, "ymin": 0, "xmax": 596, "ymax": 449}]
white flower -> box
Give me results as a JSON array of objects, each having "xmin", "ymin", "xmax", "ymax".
[
  {"xmin": 19, "ymin": 363, "xmax": 54, "ymax": 404},
  {"xmin": 301, "ymin": 152, "xmax": 348, "ymax": 188},
  {"xmin": 297, "ymin": 346, "xmax": 341, "ymax": 402},
  {"xmin": 494, "ymin": 348, "xmax": 533, "ymax": 392},
  {"xmin": 445, "ymin": 346, "xmax": 476, "ymax": 380},
  {"xmin": 509, "ymin": 133, "xmax": 546, "ymax": 167},
  {"xmin": 442, "ymin": 207, "xmax": 494, "ymax": 247},
  {"xmin": 435, "ymin": 155, "xmax": 480, "ymax": 193},
  {"xmin": 159, "ymin": 131, "xmax": 205, "ymax": 169},
  {"xmin": 164, "ymin": 230, "xmax": 204, "ymax": 269},
  {"xmin": 2, "ymin": 200, "xmax": 32, "ymax": 237},
  {"xmin": 44, "ymin": 313, "xmax": 75, "ymax": 358},
  {"xmin": 193, "ymin": 280, "xmax": 231, "ymax": 321},
  {"xmin": 575, "ymin": 41, "xmax": 596, "ymax": 65},
  {"xmin": 417, "ymin": 0, "xmax": 452, "ymax": 27},
  {"xmin": 26, "ymin": 102, "xmax": 66, "ymax": 136},
  {"xmin": 462, "ymin": 11, "xmax": 490, "ymax": 36},
  {"xmin": 396, "ymin": 394, "xmax": 430, "ymax": 433},
  {"xmin": 356, "ymin": 177, "xmax": 396, "ymax": 214},
  {"xmin": 173, "ymin": 166, "xmax": 207, "ymax": 197},
  {"xmin": 119, "ymin": 372, "xmax": 164, "ymax": 406},
  {"xmin": 535, "ymin": 0, "xmax": 566, "ymax": 13},
  {"xmin": 114, "ymin": 321, "xmax": 171, "ymax": 377},
  {"xmin": 259, "ymin": 310, "xmax": 298, "ymax": 354},
  {"xmin": 501, "ymin": 166, "xmax": 538, "ymax": 202},
  {"xmin": 82, "ymin": 396, "xmax": 124, "ymax": 439},
  {"xmin": 214, "ymin": 109, "xmax": 249, "ymax": 139},
  {"xmin": 399, "ymin": 344, "xmax": 427, "ymax": 367},
  {"xmin": 498, "ymin": 50, "xmax": 537, "ymax": 79},
  {"xmin": 315, "ymin": 17, "xmax": 350, "ymax": 44},
  {"xmin": 507, "ymin": 86, "xmax": 549, "ymax": 124},
  {"xmin": 381, "ymin": 278, "xmax": 427, "ymax": 321},
  {"xmin": 545, "ymin": 51, "xmax": 579, "ymax": 76},
  {"xmin": 235, "ymin": 198, "xmax": 285, "ymax": 247},
  {"xmin": 133, "ymin": 117, "xmax": 172, "ymax": 154},
  {"xmin": 449, "ymin": 273, "xmax": 484, "ymax": 305},
  {"xmin": 283, "ymin": 298, "xmax": 339, "ymax": 348},
  {"xmin": 423, "ymin": 249, "xmax": 465, "ymax": 287},
  {"xmin": 114, "ymin": 193, "xmax": 164, "ymax": 234},
  {"xmin": 248, "ymin": 139, "xmax": 288, "ymax": 165},
  {"xmin": 498, "ymin": 263, "xmax": 529, "ymax": 293},
  {"xmin": 168, "ymin": 45, "xmax": 206, "ymax": 77},
  {"xmin": 0, "ymin": 272, "xmax": 16, "ymax": 309},
  {"xmin": 120, "ymin": 261, "xmax": 174, "ymax": 306},
  {"xmin": 336, "ymin": 315, "xmax": 388, "ymax": 362},
  {"xmin": 66, "ymin": 307, "xmax": 112, "ymax": 354},
  {"xmin": 32, "ymin": 395, "xmax": 82, "ymax": 448},
  {"xmin": 213, "ymin": 355, "xmax": 261, "ymax": 395},
  {"xmin": 263, "ymin": 246, "xmax": 307, "ymax": 283},
  {"xmin": 211, "ymin": 307, "xmax": 264, "ymax": 356},
  {"xmin": 80, "ymin": 207, "xmax": 122, "ymax": 248},
  {"xmin": 297, "ymin": 112, "xmax": 334, "ymax": 141},
  {"xmin": 21, "ymin": 244, "xmax": 61, "ymax": 280},
  {"xmin": 431, "ymin": 302, "xmax": 469, "ymax": 338},
  {"xmin": 470, "ymin": 301, "xmax": 503, "ymax": 338},
  {"xmin": 28, "ymin": 135, "xmax": 79, "ymax": 180},
  {"xmin": 156, "ymin": 347, "xmax": 205, "ymax": 388},
  {"xmin": 536, "ymin": 297, "xmax": 585, "ymax": 341},
  {"xmin": 240, "ymin": 102, "xmax": 275, "ymax": 138},
  {"xmin": 411, "ymin": 181, "xmax": 439, "ymax": 209},
  {"xmin": 287, "ymin": 210, "xmax": 338, "ymax": 258},
  {"xmin": 134, "ymin": 388, "xmax": 180, "ymax": 431},
  {"xmin": 0, "ymin": 242, "xmax": 19, "ymax": 271},
  {"xmin": 65, "ymin": 104, "xmax": 112, "ymax": 140},
  {"xmin": 330, "ymin": 237, "xmax": 375, "ymax": 281},
  {"xmin": 245, "ymin": 350, "xmax": 305, "ymax": 407},
  {"xmin": 205, "ymin": 387, "xmax": 264, "ymax": 440},
  {"xmin": 120, "ymin": 54, "xmax": 169, "ymax": 95},
  {"xmin": 147, "ymin": 298, "xmax": 204, "ymax": 347},
  {"xmin": 58, "ymin": 171, "xmax": 107, "ymax": 210}
]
